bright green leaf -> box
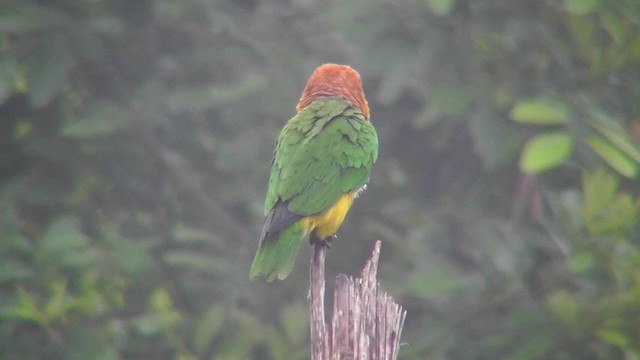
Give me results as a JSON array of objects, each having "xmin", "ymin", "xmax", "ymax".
[
  {"xmin": 519, "ymin": 132, "xmax": 574, "ymax": 173},
  {"xmin": 510, "ymin": 99, "xmax": 572, "ymax": 125},
  {"xmin": 587, "ymin": 136, "xmax": 639, "ymax": 178}
]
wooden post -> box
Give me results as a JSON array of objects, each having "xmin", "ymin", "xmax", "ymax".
[
  {"xmin": 310, "ymin": 240, "xmax": 406, "ymax": 360},
  {"xmin": 310, "ymin": 242, "xmax": 329, "ymax": 359}
]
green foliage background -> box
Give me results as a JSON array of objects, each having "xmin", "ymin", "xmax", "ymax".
[{"xmin": 2, "ymin": 0, "xmax": 640, "ymax": 359}]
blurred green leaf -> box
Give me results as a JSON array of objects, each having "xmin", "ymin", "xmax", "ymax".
[
  {"xmin": 193, "ymin": 304, "xmax": 226, "ymax": 353},
  {"xmin": 582, "ymin": 168, "xmax": 618, "ymax": 223},
  {"xmin": 510, "ymin": 99, "xmax": 571, "ymax": 125},
  {"xmin": 36, "ymin": 216, "xmax": 95, "ymax": 271},
  {"xmin": 588, "ymin": 113, "xmax": 640, "ymax": 164},
  {"xmin": 280, "ymin": 303, "xmax": 307, "ymax": 345},
  {"xmin": 425, "ymin": 0, "xmax": 456, "ymax": 16},
  {"xmin": 0, "ymin": 57, "xmax": 23, "ymax": 104},
  {"xmin": 26, "ymin": 36, "xmax": 73, "ymax": 107},
  {"xmin": 133, "ymin": 288, "xmax": 181, "ymax": 336},
  {"xmin": 2, "ymin": 287, "xmax": 45, "ymax": 324},
  {"xmin": 598, "ymin": 328, "xmax": 629, "ymax": 348},
  {"xmin": 546, "ymin": 290, "xmax": 580, "ymax": 328},
  {"xmin": 0, "ymin": 199, "xmax": 31, "ymax": 255},
  {"xmin": 107, "ymin": 236, "xmax": 154, "ymax": 280},
  {"xmin": 163, "ymin": 250, "xmax": 215, "ymax": 271},
  {"xmin": 0, "ymin": 260, "xmax": 32, "ymax": 283},
  {"xmin": 469, "ymin": 108, "xmax": 524, "ymax": 169},
  {"xmin": 61, "ymin": 103, "xmax": 130, "ymax": 138},
  {"xmin": 132, "ymin": 314, "xmax": 173, "ymax": 336},
  {"xmin": 519, "ymin": 132, "xmax": 574, "ymax": 173},
  {"xmin": 363, "ymin": 38, "xmax": 416, "ymax": 105},
  {"xmin": 602, "ymin": 11, "xmax": 627, "ymax": 44},
  {"xmin": 168, "ymin": 73, "xmax": 266, "ymax": 113},
  {"xmin": 415, "ymin": 86, "xmax": 473, "ymax": 128},
  {"xmin": 567, "ymin": 252, "xmax": 595, "ymax": 273},
  {"xmin": 0, "ymin": 1, "xmax": 68, "ymax": 33},
  {"xmin": 408, "ymin": 267, "xmax": 470, "ymax": 300},
  {"xmin": 563, "ymin": 0, "xmax": 600, "ymax": 15},
  {"xmin": 217, "ymin": 311, "xmax": 262, "ymax": 359},
  {"xmin": 150, "ymin": 288, "xmax": 174, "ymax": 313},
  {"xmin": 587, "ymin": 136, "xmax": 639, "ymax": 178},
  {"xmin": 44, "ymin": 279, "xmax": 74, "ymax": 322}
]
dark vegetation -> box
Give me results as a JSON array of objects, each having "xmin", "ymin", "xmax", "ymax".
[{"xmin": 1, "ymin": 0, "xmax": 640, "ymax": 359}]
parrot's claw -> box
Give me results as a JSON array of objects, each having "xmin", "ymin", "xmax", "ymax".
[{"xmin": 308, "ymin": 234, "xmax": 335, "ymax": 248}]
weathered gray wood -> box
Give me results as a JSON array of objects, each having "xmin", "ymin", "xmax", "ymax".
[
  {"xmin": 310, "ymin": 241, "xmax": 406, "ymax": 360},
  {"xmin": 310, "ymin": 243, "xmax": 329, "ymax": 359}
]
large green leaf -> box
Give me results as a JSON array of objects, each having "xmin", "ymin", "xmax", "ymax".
[{"xmin": 519, "ymin": 132, "xmax": 574, "ymax": 173}]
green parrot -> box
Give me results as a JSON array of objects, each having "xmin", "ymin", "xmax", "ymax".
[{"xmin": 250, "ymin": 63, "xmax": 378, "ymax": 281}]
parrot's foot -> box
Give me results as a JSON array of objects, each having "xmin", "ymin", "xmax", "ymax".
[{"xmin": 309, "ymin": 234, "xmax": 336, "ymax": 248}]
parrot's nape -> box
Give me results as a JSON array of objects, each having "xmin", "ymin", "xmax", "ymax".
[{"xmin": 250, "ymin": 64, "xmax": 378, "ymax": 281}]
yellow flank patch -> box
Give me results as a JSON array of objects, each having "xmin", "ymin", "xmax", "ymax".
[{"xmin": 301, "ymin": 192, "xmax": 355, "ymax": 239}]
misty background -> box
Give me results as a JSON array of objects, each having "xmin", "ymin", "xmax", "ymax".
[{"xmin": 1, "ymin": 0, "xmax": 640, "ymax": 359}]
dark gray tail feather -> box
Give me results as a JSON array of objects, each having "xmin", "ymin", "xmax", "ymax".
[{"xmin": 259, "ymin": 200, "xmax": 303, "ymax": 246}]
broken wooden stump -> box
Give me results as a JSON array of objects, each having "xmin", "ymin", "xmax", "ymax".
[{"xmin": 310, "ymin": 240, "xmax": 406, "ymax": 360}]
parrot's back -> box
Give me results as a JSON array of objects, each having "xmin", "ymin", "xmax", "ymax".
[{"xmin": 250, "ymin": 64, "xmax": 378, "ymax": 281}]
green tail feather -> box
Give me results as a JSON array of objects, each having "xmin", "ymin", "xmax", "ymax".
[{"xmin": 250, "ymin": 222, "xmax": 307, "ymax": 281}]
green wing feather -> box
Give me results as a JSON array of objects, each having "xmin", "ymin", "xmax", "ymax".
[
  {"xmin": 267, "ymin": 99, "xmax": 378, "ymax": 215},
  {"xmin": 250, "ymin": 98, "xmax": 378, "ymax": 281}
]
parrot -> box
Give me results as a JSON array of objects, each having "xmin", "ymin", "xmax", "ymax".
[{"xmin": 250, "ymin": 63, "xmax": 378, "ymax": 281}]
